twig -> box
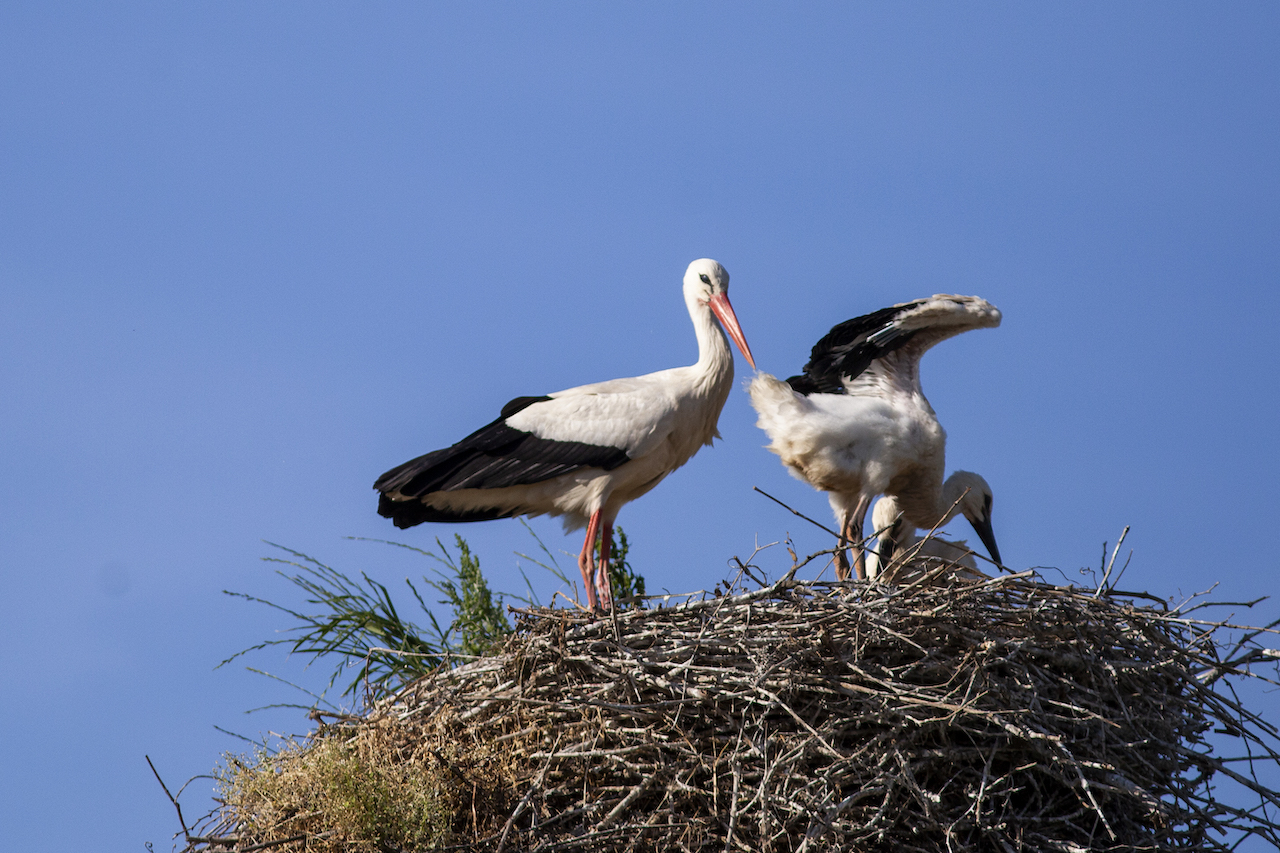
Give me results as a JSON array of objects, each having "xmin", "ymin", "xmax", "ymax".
[
  {"xmin": 146, "ymin": 755, "xmax": 190, "ymax": 839},
  {"xmin": 1094, "ymin": 526, "xmax": 1131, "ymax": 597},
  {"xmin": 753, "ymin": 487, "xmax": 842, "ymax": 539}
]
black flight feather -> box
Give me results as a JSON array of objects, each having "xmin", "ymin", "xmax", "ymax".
[
  {"xmin": 374, "ymin": 394, "xmax": 631, "ymax": 529},
  {"xmin": 786, "ymin": 300, "xmax": 927, "ymax": 395},
  {"xmin": 376, "ymin": 494, "xmax": 519, "ymax": 528}
]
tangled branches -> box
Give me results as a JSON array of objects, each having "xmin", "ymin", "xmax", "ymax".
[{"xmin": 204, "ymin": 569, "xmax": 1280, "ymax": 852}]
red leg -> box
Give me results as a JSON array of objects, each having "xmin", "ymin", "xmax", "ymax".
[
  {"xmin": 596, "ymin": 519, "xmax": 614, "ymax": 611},
  {"xmin": 578, "ymin": 511, "xmax": 601, "ymax": 612}
]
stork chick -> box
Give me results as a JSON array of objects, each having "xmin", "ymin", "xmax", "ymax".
[
  {"xmin": 749, "ymin": 295, "xmax": 1000, "ymax": 579},
  {"xmin": 866, "ymin": 476, "xmax": 1001, "ymax": 584}
]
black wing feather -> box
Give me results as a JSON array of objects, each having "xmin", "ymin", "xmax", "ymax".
[
  {"xmin": 786, "ymin": 301, "xmax": 926, "ymax": 395},
  {"xmin": 500, "ymin": 395, "xmax": 553, "ymax": 419},
  {"xmin": 376, "ymin": 493, "xmax": 519, "ymax": 528},
  {"xmin": 374, "ymin": 395, "xmax": 631, "ymax": 528}
]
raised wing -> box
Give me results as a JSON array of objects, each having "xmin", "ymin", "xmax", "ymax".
[
  {"xmin": 785, "ymin": 301, "xmax": 926, "ymax": 394},
  {"xmin": 786, "ymin": 295, "xmax": 999, "ymax": 395}
]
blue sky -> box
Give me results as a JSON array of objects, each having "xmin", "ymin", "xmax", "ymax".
[{"xmin": 3, "ymin": 4, "xmax": 1278, "ymax": 850}]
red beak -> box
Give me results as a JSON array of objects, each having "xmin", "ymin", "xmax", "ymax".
[{"xmin": 709, "ymin": 292, "xmax": 756, "ymax": 369}]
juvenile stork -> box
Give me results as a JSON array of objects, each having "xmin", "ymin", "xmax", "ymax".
[
  {"xmin": 748, "ymin": 295, "xmax": 1000, "ymax": 580},
  {"xmin": 865, "ymin": 476, "xmax": 1001, "ymax": 584},
  {"xmin": 374, "ymin": 259, "xmax": 755, "ymax": 612}
]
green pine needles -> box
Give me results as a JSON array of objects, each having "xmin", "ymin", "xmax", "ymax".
[{"xmin": 424, "ymin": 536, "xmax": 511, "ymax": 659}]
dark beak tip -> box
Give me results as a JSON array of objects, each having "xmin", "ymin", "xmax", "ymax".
[{"xmin": 970, "ymin": 516, "xmax": 1002, "ymax": 568}]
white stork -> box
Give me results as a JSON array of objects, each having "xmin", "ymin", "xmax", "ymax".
[
  {"xmin": 865, "ymin": 477, "xmax": 1001, "ymax": 584},
  {"xmin": 375, "ymin": 259, "xmax": 755, "ymax": 612},
  {"xmin": 748, "ymin": 294, "xmax": 1000, "ymax": 580}
]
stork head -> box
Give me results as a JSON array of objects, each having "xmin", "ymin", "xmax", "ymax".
[
  {"xmin": 685, "ymin": 258, "xmax": 756, "ymax": 369},
  {"xmin": 942, "ymin": 471, "xmax": 1002, "ymax": 567}
]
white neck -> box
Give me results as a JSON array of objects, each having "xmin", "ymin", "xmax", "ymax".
[{"xmin": 688, "ymin": 293, "xmax": 734, "ymax": 379}]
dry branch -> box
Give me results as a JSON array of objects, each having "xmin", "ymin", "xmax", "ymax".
[{"xmin": 199, "ymin": 571, "xmax": 1280, "ymax": 852}]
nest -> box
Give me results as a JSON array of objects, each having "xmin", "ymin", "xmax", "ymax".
[{"xmin": 198, "ymin": 568, "xmax": 1280, "ymax": 852}]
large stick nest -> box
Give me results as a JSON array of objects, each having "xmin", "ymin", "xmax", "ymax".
[{"xmin": 202, "ymin": 568, "xmax": 1280, "ymax": 852}]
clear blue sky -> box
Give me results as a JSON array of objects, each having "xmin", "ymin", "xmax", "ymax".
[{"xmin": 3, "ymin": 4, "xmax": 1278, "ymax": 850}]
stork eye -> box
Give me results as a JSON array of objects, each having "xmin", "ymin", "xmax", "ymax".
[{"xmin": 699, "ymin": 273, "xmax": 711, "ymax": 285}]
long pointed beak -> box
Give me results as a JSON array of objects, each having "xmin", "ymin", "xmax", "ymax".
[
  {"xmin": 708, "ymin": 292, "xmax": 756, "ymax": 369},
  {"xmin": 969, "ymin": 514, "xmax": 1002, "ymax": 568}
]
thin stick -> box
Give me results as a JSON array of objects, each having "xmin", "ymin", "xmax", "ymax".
[
  {"xmin": 146, "ymin": 755, "xmax": 189, "ymax": 838},
  {"xmin": 1094, "ymin": 525, "xmax": 1131, "ymax": 597},
  {"xmin": 753, "ymin": 487, "xmax": 842, "ymax": 539}
]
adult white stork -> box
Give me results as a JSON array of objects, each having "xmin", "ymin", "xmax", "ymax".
[
  {"xmin": 865, "ymin": 477, "xmax": 1001, "ymax": 584},
  {"xmin": 748, "ymin": 294, "xmax": 1000, "ymax": 580},
  {"xmin": 374, "ymin": 259, "xmax": 755, "ymax": 612}
]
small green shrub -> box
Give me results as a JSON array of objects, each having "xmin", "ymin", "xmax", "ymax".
[{"xmin": 422, "ymin": 536, "xmax": 510, "ymax": 658}]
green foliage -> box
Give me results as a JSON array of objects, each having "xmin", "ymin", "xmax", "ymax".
[
  {"xmin": 419, "ymin": 536, "xmax": 510, "ymax": 659},
  {"xmin": 222, "ymin": 544, "xmax": 449, "ymax": 703},
  {"xmin": 225, "ymin": 527, "xmax": 645, "ymax": 708},
  {"xmin": 222, "ymin": 537, "xmax": 511, "ymax": 704}
]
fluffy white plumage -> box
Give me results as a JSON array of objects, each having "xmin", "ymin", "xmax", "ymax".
[{"xmin": 749, "ymin": 294, "xmax": 1000, "ymax": 579}]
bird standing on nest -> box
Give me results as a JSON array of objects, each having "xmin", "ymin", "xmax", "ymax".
[
  {"xmin": 375, "ymin": 259, "xmax": 756, "ymax": 612},
  {"xmin": 749, "ymin": 294, "xmax": 1000, "ymax": 580}
]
